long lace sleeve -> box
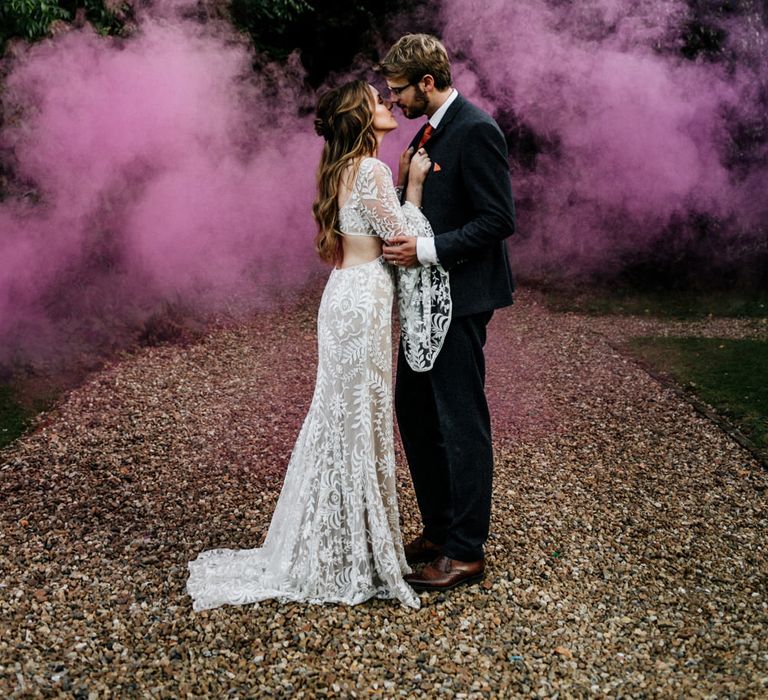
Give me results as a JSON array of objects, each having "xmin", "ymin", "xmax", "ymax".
[
  {"xmin": 356, "ymin": 159, "xmax": 420, "ymax": 241},
  {"xmin": 356, "ymin": 158, "xmax": 452, "ymax": 372}
]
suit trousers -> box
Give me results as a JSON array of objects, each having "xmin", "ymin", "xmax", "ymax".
[{"xmin": 395, "ymin": 310, "xmax": 494, "ymax": 562}]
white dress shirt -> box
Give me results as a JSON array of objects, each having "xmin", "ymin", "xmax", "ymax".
[{"xmin": 415, "ymin": 88, "xmax": 459, "ymax": 266}]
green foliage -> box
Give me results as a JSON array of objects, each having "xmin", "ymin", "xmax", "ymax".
[
  {"xmin": 0, "ymin": 0, "xmax": 130, "ymax": 48},
  {"xmin": 1, "ymin": 0, "xmax": 424, "ymax": 85},
  {"xmin": 629, "ymin": 336, "xmax": 768, "ymax": 452},
  {"xmin": 230, "ymin": 0, "xmax": 312, "ymax": 55},
  {"xmin": 82, "ymin": 0, "xmax": 131, "ymax": 36},
  {"xmin": 0, "ymin": 0, "xmax": 70, "ymax": 43},
  {"xmin": 231, "ymin": 0, "xmax": 312, "ymax": 29}
]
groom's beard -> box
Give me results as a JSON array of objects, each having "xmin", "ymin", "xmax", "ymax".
[{"xmin": 399, "ymin": 88, "xmax": 429, "ymax": 119}]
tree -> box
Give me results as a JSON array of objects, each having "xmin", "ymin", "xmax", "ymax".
[{"xmin": 0, "ymin": 0, "xmax": 70, "ymax": 44}]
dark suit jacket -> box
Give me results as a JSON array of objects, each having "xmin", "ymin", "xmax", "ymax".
[{"xmin": 408, "ymin": 93, "xmax": 516, "ymax": 317}]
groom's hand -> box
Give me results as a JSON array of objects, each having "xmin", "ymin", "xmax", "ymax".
[{"xmin": 383, "ymin": 236, "xmax": 419, "ymax": 268}]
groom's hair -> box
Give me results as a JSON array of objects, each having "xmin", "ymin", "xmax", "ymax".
[{"xmin": 377, "ymin": 34, "xmax": 452, "ymax": 90}]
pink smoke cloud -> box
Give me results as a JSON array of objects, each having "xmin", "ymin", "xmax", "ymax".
[
  {"xmin": 0, "ymin": 7, "xmax": 328, "ymax": 368},
  {"xmin": 0, "ymin": 2, "xmax": 422, "ymax": 371},
  {"xmin": 2, "ymin": 0, "xmax": 766, "ymax": 374},
  {"xmin": 440, "ymin": 0, "xmax": 768, "ymax": 279}
]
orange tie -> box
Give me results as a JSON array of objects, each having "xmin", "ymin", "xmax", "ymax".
[{"xmin": 417, "ymin": 124, "xmax": 434, "ymax": 149}]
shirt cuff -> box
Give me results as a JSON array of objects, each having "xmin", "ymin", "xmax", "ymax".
[{"xmin": 416, "ymin": 238, "xmax": 439, "ymax": 266}]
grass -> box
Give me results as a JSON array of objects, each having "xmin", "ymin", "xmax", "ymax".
[
  {"xmin": 540, "ymin": 284, "xmax": 768, "ymax": 455},
  {"xmin": 0, "ymin": 381, "xmax": 60, "ymax": 451},
  {"xmin": 0, "ymin": 384, "xmax": 35, "ymax": 450},
  {"xmin": 628, "ymin": 336, "xmax": 768, "ymax": 452},
  {"xmin": 541, "ymin": 287, "xmax": 768, "ymax": 319}
]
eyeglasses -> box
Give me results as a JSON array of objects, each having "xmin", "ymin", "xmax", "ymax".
[{"xmin": 388, "ymin": 81, "xmax": 419, "ymax": 97}]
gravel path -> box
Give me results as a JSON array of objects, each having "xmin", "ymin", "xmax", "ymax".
[{"xmin": 1, "ymin": 287, "xmax": 766, "ymax": 698}]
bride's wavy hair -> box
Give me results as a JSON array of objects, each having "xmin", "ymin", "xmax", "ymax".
[{"xmin": 312, "ymin": 80, "xmax": 378, "ymax": 263}]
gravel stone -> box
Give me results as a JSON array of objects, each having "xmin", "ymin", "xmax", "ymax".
[{"xmin": 1, "ymin": 287, "xmax": 766, "ymax": 698}]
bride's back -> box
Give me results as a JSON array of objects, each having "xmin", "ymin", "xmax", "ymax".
[{"xmin": 336, "ymin": 158, "xmax": 383, "ymax": 269}]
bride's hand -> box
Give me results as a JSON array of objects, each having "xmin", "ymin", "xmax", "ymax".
[
  {"xmin": 397, "ymin": 147, "xmax": 414, "ymax": 188},
  {"xmin": 408, "ymin": 148, "xmax": 432, "ymax": 185}
]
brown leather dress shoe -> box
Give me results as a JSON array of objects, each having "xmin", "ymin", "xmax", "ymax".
[
  {"xmin": 404, "ymin": 555, "xmax": 485, "ymax": 591},
  {"xmin": 403, "ymin": 535, "xmax": 443, "ymax": 565}
]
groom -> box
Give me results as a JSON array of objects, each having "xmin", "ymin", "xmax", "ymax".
[{"xmin": 379, "ymin": 34, "xmax": 516, "ymax": 591}]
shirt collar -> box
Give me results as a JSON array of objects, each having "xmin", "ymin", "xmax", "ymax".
[{"xmin": 428, "ymin": 88, "xmax": 459, "ymax": 129}]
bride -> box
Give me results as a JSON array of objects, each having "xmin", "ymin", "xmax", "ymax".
[{"xmin": 186, "ymin": 79, "xmax": 450, "ymax": 611}]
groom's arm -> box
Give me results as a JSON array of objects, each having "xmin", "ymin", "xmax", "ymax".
[{"xmin": 433, "ymin": 119, "xmax": 515, "ymax": 269}]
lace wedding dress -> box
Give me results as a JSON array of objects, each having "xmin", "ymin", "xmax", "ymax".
[{"xmin": 186, "ymin": 158, "xmax": 450, "ymax": 612}]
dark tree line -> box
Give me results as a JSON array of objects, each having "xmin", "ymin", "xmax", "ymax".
[{"xmin": 0, "ymin": 1, "xmax": 435, "ymax": 87}]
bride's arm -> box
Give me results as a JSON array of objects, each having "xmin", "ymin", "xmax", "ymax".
[
  {"xmin": 359, "ymin": 154, "xmax": 433, "ymax": 267},
  {"xmin": 356, "ymin": 159, "xmax": 432, "ymax": 241}
]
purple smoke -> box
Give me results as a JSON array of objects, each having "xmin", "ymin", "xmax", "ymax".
[
  {"xmin": 438, "ymin": 0, "xmax": 768, "ymax": 280},
  {"xmin": 0, "ymin": 4, "xmax": 327, "ymax": 369},
  {"xmin": 1, "ymin": 0, "xmax": 766, "ymax": 374},
  {"xmin": 0, "ymin": 1, "xmax": 420, "ymax": 372}
]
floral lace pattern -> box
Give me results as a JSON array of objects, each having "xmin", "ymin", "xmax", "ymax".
[
  {"xmin": 341, "ymin": 158, "xmax": 452, "ymax": 371},
  {"xmin": 186, "ymin": 158, "xmax": 447, "ymax": 612},
  {"xmin": 187, "ymin": 256, "xmax": 419, "ymax": 610},
  {"xmin": 396, "ymin": 204, "xmax": 452, "ymax": 371}
]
